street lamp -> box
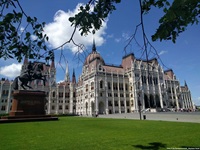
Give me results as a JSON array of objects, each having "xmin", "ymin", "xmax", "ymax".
[
  {"xmin": 138, "ymin": 99, "xmax": 142, "ymax": 120},
  {"xmin": 137, "ymin": 85, "xmax": 144, "ymax": 120}
]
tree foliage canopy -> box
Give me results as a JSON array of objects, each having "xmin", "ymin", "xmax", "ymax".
[
  {"xmin": 0, "ymin": 0, "xmax": 49, "ymax": 62},
  {"xmin": 0, "ymin": 0, "xmax": 199, "ymax": 62},
  {"xmin": 69, "ymin": 0, "xmax": 200, "ymax": 43},
  {"xmin": 143, "ymin": 0, "xmax": 200, "ymax": 43}
]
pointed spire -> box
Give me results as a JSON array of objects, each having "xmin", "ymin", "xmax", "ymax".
[
  {"xmin": 23, "ymin": 56, "xmax": 28, "ymax": 65},
  {"xmin": 184, "ymin": 80, "xmax": 188, "ymax": 87},
  {"xmin": 50, "ymin": 52, "xmax": 55, "ymax": 69},
  {"xmin": 65, "ymin": 63, "xmax": 70, "ymax": 82},
  {"xmin": 72, "ymin": 68, "xmax": 76, "ymax": 84},
  {"xmin": 92, "ymin": 38, "xmax": 96, "ymax": 52}
]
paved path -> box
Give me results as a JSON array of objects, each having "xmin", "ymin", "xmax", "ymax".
[{"xmin": 96, "ymin": 112, "xmax": 200, "ymax": 123}]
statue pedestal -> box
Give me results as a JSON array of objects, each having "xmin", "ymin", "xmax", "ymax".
[
  {"xmin": 10, "ymin": 90, "xmax": 46, "ymax": 116},
  {"xmin": 0, "ymin": 90, "xmax": 58, "ymax": 123}
]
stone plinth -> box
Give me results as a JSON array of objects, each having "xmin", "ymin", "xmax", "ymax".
[
  {"xmin": 0, "ymin": 90, "xmax": 58, "ymax": 123},
  {"xmin": 9, "ymin": 90, "xmax": 46, "ymax": 116}
]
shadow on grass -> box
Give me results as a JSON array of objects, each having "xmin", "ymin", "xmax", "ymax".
[{"xmin": 133, "ymin": 142, "xmax": 167, "ymax": 150}]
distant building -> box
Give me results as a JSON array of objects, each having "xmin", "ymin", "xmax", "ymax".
[
  {"xmin": 0, "ymin": 56, "xmax": 76, "ymax": 115},
  {"xmin": 0, "ymin": 78, "xmax": 13, "ymax": 114},
  {"xmin": 0, "ymin": 42, "xmax": 195, "ymax": 115},
  {"xmin": 180, "ymin": 81, "xmax": 194, "ymax": 110}
]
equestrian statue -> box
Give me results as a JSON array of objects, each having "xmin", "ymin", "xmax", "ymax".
[{"xmin": 13, "ymin": 61, "xmax": 46, "ymax": 90}]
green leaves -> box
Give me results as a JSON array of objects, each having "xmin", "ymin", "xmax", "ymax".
[
  {"xmin": 142, "ymin": 0, "xmax": 170, "ymax": 14},
  {"xmin": 0, "ymin": 0, "xmax": 49, "ymax": 62},
  {"xmin": 143, "ymin": 0, "xmax": 200, "ymax": 43},
  {"xmin": 69, "ymin": 0, "xmax": 121, "ymax": 36}
]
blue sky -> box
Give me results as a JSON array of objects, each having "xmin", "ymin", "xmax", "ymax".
[{"xmin": 0, "ymin": 0, "xmax": 200, "ymax": 105}]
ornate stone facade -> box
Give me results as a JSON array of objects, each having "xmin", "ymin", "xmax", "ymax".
[
  {"xmin": 0, "ymin": 43, "xmax": 195, "ymax": 115},
  {"xmin": 76, "ymin": 43, "xmax": 195, "ymax": 115}
]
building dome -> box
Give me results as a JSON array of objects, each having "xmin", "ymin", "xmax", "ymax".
[{"xmin": 84, "ymin": 41, "xmax": 104, "ymax": 65}]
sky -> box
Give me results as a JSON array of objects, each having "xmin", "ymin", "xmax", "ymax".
[{"xmin": 0, "ymin": 0, "xmax": 200, "ymax": 105}]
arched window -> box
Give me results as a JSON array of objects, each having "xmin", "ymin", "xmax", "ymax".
[{"xmin": 52, "ymin": 91, "xmax": 56, "ymax": 97}]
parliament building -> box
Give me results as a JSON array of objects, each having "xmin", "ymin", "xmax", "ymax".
[{"xmin": 0, "ymin": 43, "xmax": 195, "ymax": 115}]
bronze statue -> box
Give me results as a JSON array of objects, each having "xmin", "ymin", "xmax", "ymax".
[{"xmin": 13, "ymin": 62, "xmax": 46, "ymax": 90}]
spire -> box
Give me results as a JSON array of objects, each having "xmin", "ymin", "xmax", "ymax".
[
  {"xmin": 72, "ymin": 68, "xmax": 76, "ymax": 84},
  {"xmin": 65, "ymin": 63, "xmax": 70, "ymax": 82},
  {"xmin": 92, "ymin": 38, "xmax": 96, "ymax": 52},
  {"xmin": 184, "ymin": 80, "xmax": 188, "ymax": 87},
  {"xmin": 50, "ymin": 52, "xmax": 55, "ymax": 69},
  {"xmin": 23, "ymin": 56, "xmax": 28, "ymax": 65}
]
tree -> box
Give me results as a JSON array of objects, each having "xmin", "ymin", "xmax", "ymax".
[
  {"xmin": 0, "ymin": 0, "xmax": 49, "ymax": 62},
  {"xmin": 0, "ymin": 0, "xmax": 199, "ymax": 62},
  {"xmin": 69, "ymin": 0, "xmax": 200, "ymax": 43}
]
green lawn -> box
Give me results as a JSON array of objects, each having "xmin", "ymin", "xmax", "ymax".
[{"xmin": 0, "ymin": 117, "xmax": 200, "ymax": 150}]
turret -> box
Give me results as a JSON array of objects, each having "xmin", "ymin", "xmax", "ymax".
[
  {"xmin": 72, "ymin": 69, "xmax": 76, "ymax": 84},
  {"xmin": 50, "ymin": 55, "xmax": 55, "ymax": 69},
  {"xmin": 92, "ymin": 38, "xmax": 96, "ymax": 52},
  {"xmin": 65, "ymin": 63, "xmax": 70, "ymax": 82},
  {"xmin": 23, "ymin": 56, "xmax": 28, "ymax": 65}
]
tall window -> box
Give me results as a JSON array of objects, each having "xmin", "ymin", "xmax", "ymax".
[
  {"xmin": 126, "ymin": 101, "xmax": 130, "ymax": 106},
  {"xmin": 86, "ymin": 84, "xmax": 88, "ymax": 92},
  {"xmin": 73, "ymin": 92, "xmax": 76, "ymax": 98},
  {"xmin": 59, "ymin": 92, "xmax": 63, "ymax": 98},
  {"xmin": 1, "ymin": 106, "xmax": 6, "ymax": 111},
  {"xmin": 125, "ymin": 83, "xmax": 128, "ymax": 91},
  {"xmin": 121, "ymin": 101, "xmax": 124, "ymax": 106},
  {"xmin": 108, "ymin": 82, "xmax": 111, "ymax": 90},
  {"xmin": 100, "ymin": 80, "xmax": 103, "ymax": 89},
  {"xmin": 52, "ymin": 91, "xmax": 56, "ymax": 97},
  {"xmin": 108, "ymin": 93, "xmax": 112, "ymax": 97},
  {"xmin": 108, "ymin": 101, "xmax": 112, "ymax": 106},
  {"xmin": 65, "ymin": 93, "xmax": 69, "ymax": 98},
  {"xmin": 113, "ymin": 82, "xmax": 118, "ymax": 90},
  {"xmin": 142, "ymin": 75, "xmax": 146, "ymax": 84},
  {"xmin": 91, "ymin": 82, "xmax": 94, "ymax": 90},
  {"xmin": 119, "ymin": 83, "xmax": 123, "ymax": 90},
  {"xmin": 148, "ymin": 76, "xmax": 153, "ymax": 84},
  {"xmin": 153, "ymin": 77, "xmax": 158, "ymax": 85},
  {"xmin": 114, "ymin": 93, "xmax": 118, "ymax": 97}
]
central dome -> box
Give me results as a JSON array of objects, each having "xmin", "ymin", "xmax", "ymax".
[{"xmin": 84, "ymin": 41, "xmax": 104, "ymax": 65}]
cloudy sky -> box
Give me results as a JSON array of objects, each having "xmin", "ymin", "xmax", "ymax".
[{"xmin": 0, "ymin": 0, "xmax": 200, "ymax": 105}]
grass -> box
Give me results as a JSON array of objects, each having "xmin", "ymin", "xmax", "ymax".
[{"xmin": 0, "ymin": 117, "xmax": 200, "ymax": 150}]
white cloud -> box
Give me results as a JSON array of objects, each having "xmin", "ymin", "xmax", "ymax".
[
  {"xmin": 20, "ymin": 27, "xmax": 24, "ymax": 33},
  {"xmin": 107, "ymin": 34, "xmax": 114, "ymax": 38},
  {"xmin": 114, "ymin": 32, "xmax": 130, "ymax": 43},
  {"xmin": 44, "ymin": 3, "xmax": 107, "ymax": 53},
  {"xmin": 122, "ymin": 32, "xmax": 130, "ymax": 40},
  {"xmin": 0, "ymin": 63, "xmax": 22, "ymax": 78},
  {"xmin": 159, "ymin": 50, "xmax": 168, "ymax": 55},
  {"xmin": 115, "ymin": 38, "xmax": 121, "ymax": 43}
]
